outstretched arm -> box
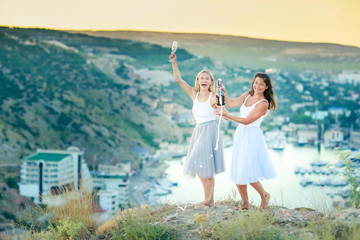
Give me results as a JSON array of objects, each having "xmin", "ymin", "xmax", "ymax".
[
  {"xmin": 170, "ymin": 53, "xmax": 196, "ymax": 100},
  {"xmin": 220, "ymin": 86, "xmax": 248, "ymax": 108},
  {"xmin": 215, "ymin": 101, "xmax": 268, "ymax": 125}
]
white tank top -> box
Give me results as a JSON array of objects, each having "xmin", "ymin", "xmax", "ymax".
[
  {"xmin": 239, "ymin": 95, "xmax": 268, "ymax": 127},
  {"xmin": 192, "ymin": 92, "xmax": 216, "ymax": 124}
]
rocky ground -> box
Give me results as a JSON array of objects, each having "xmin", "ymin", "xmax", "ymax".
[
  {"xmin": 1, "ymin": 199, "xmax": 359, "ymax": 239},
  {"xmin": 96, "ymin": 199, "xmax": 360, "ymax": 239}
]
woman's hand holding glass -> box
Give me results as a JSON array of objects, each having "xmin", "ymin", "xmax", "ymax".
[
  {"xmin": 169, "ymin": 52, "xmax": 177, "ymax": 63},
  {"xmin": 169, "ymin": 41, "xmax": 178, "ymax": 62}
]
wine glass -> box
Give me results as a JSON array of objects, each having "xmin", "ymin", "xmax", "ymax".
[{"xmin": 169, "ymin": 41, "xmax": 178, "ymax": 62}]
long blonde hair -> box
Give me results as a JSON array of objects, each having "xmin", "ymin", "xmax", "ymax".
[{"xmin": 194, "ymin": 70, "xmax": 215, "ymax": 93}]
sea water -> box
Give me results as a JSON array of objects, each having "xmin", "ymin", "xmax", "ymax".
[{"xmin": 158, "ymin": 144, "xmax": 343, "ymax": 209}]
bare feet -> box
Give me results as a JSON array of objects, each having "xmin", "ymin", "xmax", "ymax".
[
  {"xmin": 203, "ymin": 201, "xmax": 215, "ymax": 207},
  {"xmin": 241, "ymin": 203, "xmax": 250, "ymax": 210},
  {"xmin": 260, "ymin": 192, "xmax": 271, "ymax": 210},
  {"xmin": 198, "ymin": 201, "xmax": 214, "ymax": 207},
  {"xmin": 234, "ymin": 202, "xmax": 250, "ymax": 210}
]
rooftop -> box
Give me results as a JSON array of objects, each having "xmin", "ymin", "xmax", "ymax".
[{"xmin": 27, "ymin": 153, "xmax": 71, "ymax": 162}]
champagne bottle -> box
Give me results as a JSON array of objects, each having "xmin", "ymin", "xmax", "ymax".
[{"xmin": 216, "ymin": 78, "xmax": 225, "ymax": 106}]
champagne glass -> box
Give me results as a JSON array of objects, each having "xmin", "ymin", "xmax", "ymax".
[{"xmin": 169, "ymin": 41, "xmax": 178, "ymax": 62}]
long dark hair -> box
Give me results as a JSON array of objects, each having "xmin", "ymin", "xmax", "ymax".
[{"xmin": 249, "ymin": 72, "xmax": 277, "ymax": 110}]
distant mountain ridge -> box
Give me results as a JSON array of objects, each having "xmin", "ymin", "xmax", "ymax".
[{"xmin": 73, "ymin": 30, "xmax": 360, "ymax": 70}]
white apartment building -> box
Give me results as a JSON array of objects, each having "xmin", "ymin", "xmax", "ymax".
[
  {"xmin": 19, "ymin": 147, "xmax": 93, "ymax": 205},
  {"xmin": 328, "ymin": 107, "xmax": 351, "ymax": 118},
  {"xmin": 350, "ymin": 131, "xmax": 360, "ymax": 150},
  {"xmin": 97, "ymin": 190, "xmax": 120, "ymax": 220},
  {"xmin": 296, "ymin": 124, "xmax": 319, "ymax": 145},
  {"xmin": 93, "ymin": 162, "xmax": 131, "ymax": 219},
  {"xmin": 336, "ymin": 71, "xmax": 360, "ymax": 85},
  {"xmin": 324, "ymin": 128, "xmax": 344, "ymax": 148}
]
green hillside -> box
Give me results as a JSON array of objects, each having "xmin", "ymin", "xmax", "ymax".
[
  {"xmin": 1, "ymin": 27, "xmax": 360, "ymax": 166},
  {"xmin": 0, "ymin": 27, "xmax": 196, "ymax": 165}
]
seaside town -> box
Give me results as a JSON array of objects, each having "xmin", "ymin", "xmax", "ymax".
[
  {"xmin": 2, "ymin": 0, "xmax": 360, "ymax": 237},
  {"xmin": 10, "ymin": 68, "xmax": 360, "ymax": 224},
  {"xmin": 0, "ymin": 26, "xmax": 360, "ymax": 238}
]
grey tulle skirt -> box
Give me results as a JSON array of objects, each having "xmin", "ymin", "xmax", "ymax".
[{"xmin": 183, "ymin": 120, "xmax": 225, "ymax": 179}]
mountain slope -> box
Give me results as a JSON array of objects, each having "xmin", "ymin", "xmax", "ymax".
[{"xmin": 0, "ymin": 27, "xmax": 195, "ymax": 165}]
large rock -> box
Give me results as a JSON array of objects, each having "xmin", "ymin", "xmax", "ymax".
[
  {"xmin": 334, "ymin": 208, "xmax": 360, "ymax": 227},
  {"xmin": 272, "ymin": 207, "xmax": 323, "ymax": 227}
]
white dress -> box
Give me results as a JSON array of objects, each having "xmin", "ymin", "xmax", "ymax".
[{"xmin": 231, "ymin": 95, "xmax": 277, "ymax": 185}]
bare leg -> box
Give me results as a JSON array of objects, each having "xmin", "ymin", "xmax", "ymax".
[
  {"xmin": 199, "ymin": 178, "xmax": 207, "ymax": 204},
  {"xmin": 206, "ymin": 177, "xmax": 215, "ymax": 206},
  {"xmin": 250, "ymin": 182, "xmax": 271, "ymax": 210},
  {"xmin": 236, "ymin": 184, "xmax": 250, "ymax": 209},
  {"xmin": 199, "ymin": 177, "xmax": 215, "ymax": 206}
]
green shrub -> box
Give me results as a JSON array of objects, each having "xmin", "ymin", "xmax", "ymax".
[
  {"xmin": 111, "ymin": 210, "xmax": 178, "ymax": 240},
  {"xmin": 5, "ymin": 176, "xmax": 18, "ymax": 189},
  {"xmin": 211, "ymin": 210, "xmax": 286, "ymax": 240},
  {"xmin": 305, "ymin": 217, "xmax": 360, "ymax": 240},
  {"xmin": 334, "ymin": 148, "xmax": 360, "ymax": 208},
  {"xmin": 305, "ymin": 217, "xmax": 337, "ymax": 240},
  {"xmin": 2, "ymin": 211, "xmax": 17, "ymax": 222},
  {"xmin": 32, "ymin": 218, "xmax": 89, "ymax": 240},
  {"xmin": 194, "ymin": 213, "xmax": 209, "ymax": 237}
]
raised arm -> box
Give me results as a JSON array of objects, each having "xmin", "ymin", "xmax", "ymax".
[
  {"xmin": 215, "ymin": 101, "xmax": 268, "ymax": 125},
  {"xmin": 170, "ymin": 53, "xmax": 196, "ymax": 100}
]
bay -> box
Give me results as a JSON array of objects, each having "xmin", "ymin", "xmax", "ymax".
[{"xmin": 156, "ymin": 144, "xmax": 342, "ymax": 210}]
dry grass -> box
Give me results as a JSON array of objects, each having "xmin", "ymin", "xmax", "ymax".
[
  {"xmin": 96, "ymin": 205, "xmax": 152, "ymax": 235},
  {"xmin": 42, "ymin": 187, "xmax": 98, "ymax": 229},
  {"xmin": 96, "ymin": 205, "xmax": 179, "ymax": 239},
  {"xmin": 306, "ymin": 188, "xmax": 336, "ymax": 216},
  {"xmin": 96, "ymin": 218, "xmax": 118, "ymax": 235},
  {"xmin": 8, "ymin": 198, "xmax": 360, "ymax": 240}
]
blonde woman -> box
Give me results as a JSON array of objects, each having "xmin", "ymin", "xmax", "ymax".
[{"xmin": 169, "ymin": 52, "xmax": 225, "ymax": 207}]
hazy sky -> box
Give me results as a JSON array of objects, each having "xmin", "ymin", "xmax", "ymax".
[{"xmin": 1, "ymin": 0, "xmax": 359, "ymax": 47}]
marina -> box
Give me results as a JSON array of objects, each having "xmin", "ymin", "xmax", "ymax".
[
  {"xmin": 149, "ymin": 143, "xmax": 358, "ymax": 209},
  {"xmin": 272, "ymin": 135, "xmax": 287, "ymax": 150}
]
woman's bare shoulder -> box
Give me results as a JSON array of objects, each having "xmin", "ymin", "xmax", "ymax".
[
  {"xmin": 255, "ymin": 100, "xmax": 269, "ymax": 109},
  {"xmin": 239, "ymin": 91, "xmax": 250, "ymax": 99},
  {"xmin": 189, "ymin": 88, "xmax": 197, "ymax": 101}
]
